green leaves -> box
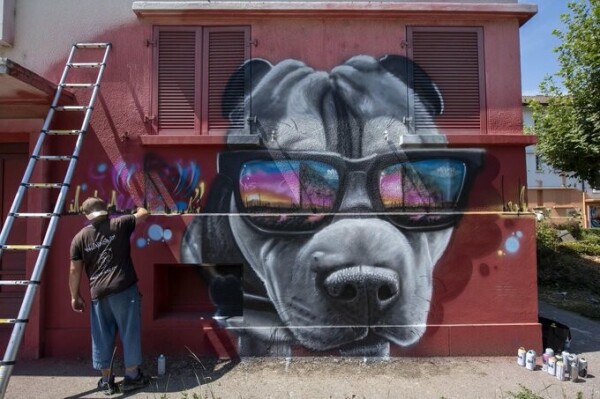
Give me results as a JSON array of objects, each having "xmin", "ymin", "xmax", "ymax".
[{"xmin": 530, "ymin": 0, "xmax": 600, "ymax": 188}]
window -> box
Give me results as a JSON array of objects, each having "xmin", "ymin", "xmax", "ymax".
[
  {"xmin": 535, "ymin": 154, "xmax": 543, "ymax": 172},
  {"xmin": 153, "ymin": 26, "xmax": 250, "ymax": 135},
  {"xmin": 407, "ymin": 27, "xmax": 485, "ymax": 134}
]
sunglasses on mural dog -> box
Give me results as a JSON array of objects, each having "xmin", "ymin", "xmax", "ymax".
[{"xmin": 218, "ymin": 149, "xmax": 484, "ymax": 234}]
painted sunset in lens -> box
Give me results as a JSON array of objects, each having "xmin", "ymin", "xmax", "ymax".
[
  {"xmin": 240, "ymin": 160, "xmax": 339, "ymax": 212},
  {"xmin": 379, "ymin": 159, "xmax": 465, "ymax": 209}
]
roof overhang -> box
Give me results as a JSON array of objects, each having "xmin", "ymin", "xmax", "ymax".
[
  {"xmin": 133, "ymin": 1, "xmax": 537, "ymax": 26},
  {"xmin": 0, "ymin": 58, "xmax": 73, "ymax": 119}
]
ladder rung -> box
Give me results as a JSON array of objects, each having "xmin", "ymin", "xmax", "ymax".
[
  {"xmin": 69, "ymin": 62, "xmax": 103, "ymax": 68},
  {"xmin": 53, "ymin": 105, "xmax": 89, "ymax": 111},
  {"xmin": 34, "ymin": 155, "xmax": 75, "ymax": 161},
  {"xmin": 0, "ymin": 280, "xmax": 40, "ymax": 286},
  {"xmin": 0, "ymin": 319, "xmax": 28, "ymax": 325},
  {"xmin": 45, "ymin": 129, "xmax": 84, "ymax": 135},
  {"xmin": 9, "ymin": 212, "xmax": 57, "ymax": 218},
  {"xmin": 75, "ymin": 43, "xmax": 110, "ymax": 48},
  {"xmin": 0, "ymin": 245, "xmax": 49, "ymax": 251},
  {"xmin": 22, "ymin": 183, "xmax": 66, "ymax": 188},
  {"xmin": 61, "ymin": 83, "xmax": 95, "ymax": 89}
]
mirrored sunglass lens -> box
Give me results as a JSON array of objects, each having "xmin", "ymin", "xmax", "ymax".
[
  {"xmin": 239, "ymin": 159, "xmax": 340, "ymax": 230},
  {"xmin": 379, "ymin": 159, "xmax": 466, "ymax": 226}
]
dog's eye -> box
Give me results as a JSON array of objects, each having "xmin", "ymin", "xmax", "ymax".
[
  {"xmin": 379, "ymin": 159, "xmax": 465, "ymax": 210},
  {"xmin": 377, "ymin": 159, "xmax": 467, "ymax": 229},
  {"xmin": 239, "ymin": 160, "xmax": 340, "ymax": 213},
  {"xmin": 236, "ymin": 159, "xmax": 340, "ymax": 232}
]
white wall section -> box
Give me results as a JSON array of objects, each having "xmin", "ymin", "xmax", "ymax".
[
  {"xmin": 0, "ymin": 0, "xmax": 136, "ymax": 77},
  {"xmin": 0, "ymin": 0, "xmax": 15, "ymax": 47}
]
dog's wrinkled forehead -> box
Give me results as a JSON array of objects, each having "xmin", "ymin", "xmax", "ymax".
[{"xmin": 224, "ymin": 55, "xmax": 446, "ymax": 157}]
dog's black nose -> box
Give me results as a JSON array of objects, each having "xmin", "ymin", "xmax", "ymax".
[{"xmin": 321, "ymin": 266, "xmax": 400, "ymax": 312}]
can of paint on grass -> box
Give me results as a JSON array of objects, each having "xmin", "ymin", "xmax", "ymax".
[
  {"xmin": 517, "ymin": 347, "xmax": 526, "ymax": 366},
  {"xmin": 525, "ymin": 350, "xmax": 536, "ymax": 371}
]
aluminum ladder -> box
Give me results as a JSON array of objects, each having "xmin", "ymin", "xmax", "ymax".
[{"xmin": 0, "ymin": 42, "xmax": 111, "ymax": 398}]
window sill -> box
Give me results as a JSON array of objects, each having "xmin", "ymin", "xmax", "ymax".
[{"xmin": 139, "ymin": 134, "xmax": 261, "ymax": 146}]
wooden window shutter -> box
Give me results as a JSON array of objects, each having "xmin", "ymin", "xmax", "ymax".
[
  {"xmin": 156, "ymin": 29, "xmax": 199, "ymax": 134},
  {"xmin": 203, "ymin": 27, "xmax": 249, "ymax": 134},
  {"xmin": 408, "ymin": 27, "xmax": 486, "ymax": 134}
]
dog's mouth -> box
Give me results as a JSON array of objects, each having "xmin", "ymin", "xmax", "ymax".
[{"xmin": 337, "ymin": 333, "xmax": 389, "ymax": 356}]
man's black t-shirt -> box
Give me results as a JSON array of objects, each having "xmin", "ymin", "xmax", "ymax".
[{"xmin": 70, "ymin": 215, "xmax": 138, "ymax": 300}]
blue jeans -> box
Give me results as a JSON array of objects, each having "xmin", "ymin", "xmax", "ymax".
[{"xmin": 90, "ymin": 284, "xmax": 142, "ymax": 370}]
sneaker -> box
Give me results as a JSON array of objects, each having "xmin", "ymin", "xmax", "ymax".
[
  {"xmin": 122, "ymin": 369, "xmax": 150, "ymax": 392},
  {"xmin": 97, "ymin": 375, "xmax": 116, "ymax": 395}
]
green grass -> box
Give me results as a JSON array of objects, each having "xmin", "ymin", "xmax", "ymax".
[
  {"xmin": 507, "ymin": 386, "xmax": 545, "ymax": 399},
  {"xmin": 537, "ymin": 223, "xmax": 600, "ymax": 319},
  {"xmin": 506, "ymin": 385, "xmax": 589, "ymax": 399}
]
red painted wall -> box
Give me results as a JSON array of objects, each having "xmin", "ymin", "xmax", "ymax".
[{"xmin": 7, "ymin": 11, "xmax": 539, "ymax": 359}]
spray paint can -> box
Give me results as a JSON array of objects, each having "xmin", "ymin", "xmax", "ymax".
[
  {"xmin": 555, "ymin": 354, "xmax": 563, "ymax": 364},
  {"xmin": 517, "ymin": 347, "xmax": 526, "ymax": 366},
  {"xmin": 568, "ymin": 354, "xmax": 578, "ymax": 368},
  {"xmin": 570, "ymin": 360, "xmax": 579, "ymax": 382},
  {"xmin": 158, "ymin": 354, "xmax": 166, "ymax": 376},
  {"xmin": 556, "ymin": 361, "xmax": 566, "ymax": 381},
  {"xmin": 547, "ymin": 356, "xmax": 557, "ymax": 376},
  {"xmin": 578, "ymin": 357, "xmax": 588, "ymax": 378},
  {"xmin": 525, "ymin": 349, "xmax": 537, "ymax": 371},
  {"xmin": 562, "ymin": 351, "xmax": 571, "ymax": 375},
  {"xmin": 542, "ymin": 348, "xmax": 554, "ymax": 372}
]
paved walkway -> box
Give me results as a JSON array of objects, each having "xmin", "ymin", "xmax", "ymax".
[{"xmin": 4, "ymin": 302, "xmax": 600, "ymax": 399}]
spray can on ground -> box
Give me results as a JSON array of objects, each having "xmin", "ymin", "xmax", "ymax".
[
  {"xmin": 158, "ymin": 354, "xmax": 166, "ymax": 376},
  {"xmin": 562, "ymin": 351, "xmax": 571, "ymax": 375},
  {"xmin": 556, "ymin": 361, "xmax": 566, "ymax": 381},
  {"xmin": 517, "ymin": 347, "xmax": 526, "ymax": 366},
  {"xmin": 525, "ymin": 349, "xmax": 536, "ymax": 371},
  {"xmin": 542, "ymin": 348, "xmax": 554, "ymax": 372},
  {"xmin": 548, "ymin": 356, "xmax": 557, "ymax": 376},
  {"xmin": 578, "ymin": 357, "xmax": 588, "ymax": 378},
  {"xmin": 570, "ymin": 360, "xmax": 579, "ymax": 382}
]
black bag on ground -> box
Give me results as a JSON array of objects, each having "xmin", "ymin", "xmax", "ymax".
[{"xmin": 539, "ymin": 316, "xmax": 572, "ymax": 352}]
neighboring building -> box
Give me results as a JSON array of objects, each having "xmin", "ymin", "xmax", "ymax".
[
  {"xmin": 0, "ymin": 1, "xmax": 539, "ymax": 360},
  {"xmin": 523, "ymin": 96, "xmax": 600, "ymax": 228}
]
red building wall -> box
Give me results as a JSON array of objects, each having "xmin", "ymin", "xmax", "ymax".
[{"xmin": 5, "ymin": 5, "xmax": 540, "ymax": 359}]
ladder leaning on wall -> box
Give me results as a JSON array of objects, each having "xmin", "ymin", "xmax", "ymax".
[{"xmin": 0, "ymin": 42, "xmax": 111, "ymax": 398}]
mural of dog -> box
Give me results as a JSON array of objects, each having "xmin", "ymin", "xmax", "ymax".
[{"xmin": 181, "ymin": 55, "xmax": 483, "ymax": 356}]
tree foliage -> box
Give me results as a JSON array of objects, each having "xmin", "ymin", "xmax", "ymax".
[{"xmin": 529, "ymin": 0, "xmax": 600, "ymax": 187}]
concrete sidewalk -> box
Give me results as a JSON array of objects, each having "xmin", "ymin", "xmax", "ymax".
[{"xmin": 4, "ymin": 302, "xmax": 600, "ymax": 399}]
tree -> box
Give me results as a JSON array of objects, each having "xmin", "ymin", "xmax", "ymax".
[{"xmin": 529, "ymin": 0, "xmax": 600, "ymax": 188}]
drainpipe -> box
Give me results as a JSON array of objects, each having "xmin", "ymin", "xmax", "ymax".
[{"xmin": 582, "ymin": 181, "xmax": 587, "ymax": 228}]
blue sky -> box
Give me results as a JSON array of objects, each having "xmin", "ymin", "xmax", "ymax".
[{"xmin": 519, "ymin": 0, "xmax": 569, "ymax": 95}]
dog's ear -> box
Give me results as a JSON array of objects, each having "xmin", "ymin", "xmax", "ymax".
[
  {"xmin": 222, "ymin": 58, "xmax": 273, "ymax": 121},
  {"xmin": 180, "ymin": 174, "xmax": 244, "ymax": 264},
  {"xmin": 379, "ymin": 54, "xmax": 443, "ymax": 116}
]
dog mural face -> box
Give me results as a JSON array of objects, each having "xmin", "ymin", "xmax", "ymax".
[{"xmin": 182, "ymin": 55, "xmax": 483, "ymax": 356}]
